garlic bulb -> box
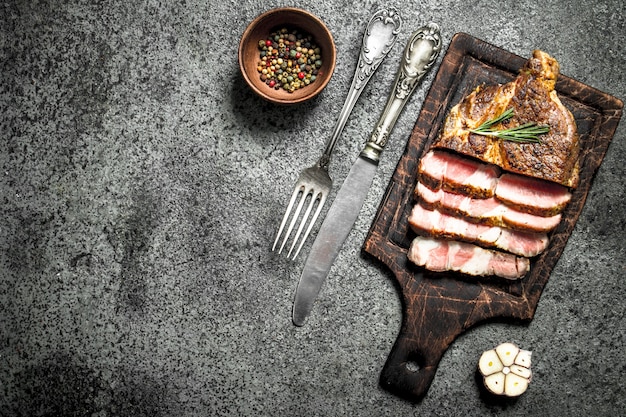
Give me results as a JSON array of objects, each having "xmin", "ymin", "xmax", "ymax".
[{"xmin": 478, "ymin": 342, "xmax": 532, "ymax": 397}]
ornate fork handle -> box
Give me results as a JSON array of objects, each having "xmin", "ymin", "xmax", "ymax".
[
  {"xmin": 360, "ymin": 22, "xmax": 442, "ymax": 163},
  {"xmin": 317, "ymin": 8, "xmax": 402, "ymax": 170}
]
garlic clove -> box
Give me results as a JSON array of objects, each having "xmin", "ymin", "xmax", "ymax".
[
  {"xmin": 495, "ymin": 342, "xmax": 519, "ymax": 367},
  {"xmin": 504, "ymin": 372, "xmax": 530, "ymax": 397},
  {"xmin": 510, "ymin": 364, "xmax": 532, "ymax": 380},
  {"xmin": 484, "ymin": 372, "xmax": 506, "ymax": 395},
  {"xmin": 478, "ymin": 349, "xmax": 504, "ymax": 376},
  {"xmin": 514, "ymin": 349, "xmax": 532, "ymax": 368}
]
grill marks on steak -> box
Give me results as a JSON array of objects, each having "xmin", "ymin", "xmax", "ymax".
[{"xmin": 431, "ymin": 50, "xmax": 580, "ymax": 188}]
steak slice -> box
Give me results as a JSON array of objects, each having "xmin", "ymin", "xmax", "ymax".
[
  {"xmin": 408, "ymin": 204, "xmax": 550, "ymax": 257},
  {"xmin": 418, "ymin": 149, "xmax": 572, "ymax": 216},
  {"xmin": 408, "ymin": 236, "xmax": 530, "ymax": 280},
  {"xmin": 495, "ymin": 173, "xmax": 572, "ymax": 217},
  {"xmin": 431, "ymin": 50, "xmax": 580, "ymax": 188},
  {"xmin": 418, "ymin": 150, "xmax": 500, "ymax": 198},
  {"xmin": 416, "ymin": 182, "xmax": 563, "ymax": 233}
]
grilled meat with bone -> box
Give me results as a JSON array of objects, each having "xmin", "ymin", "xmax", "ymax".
[
  {"xmin": 431, "ymin": 50, "xmax": 580, "ymax": 188},
  {"xmin": 407, "ymin": 51, "xmax": 579, "ymax": 280}
]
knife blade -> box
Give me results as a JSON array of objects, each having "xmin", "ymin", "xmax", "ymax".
[{"xmin": 293, "ymin": 23, "xmax": 442, "ymax": 326}]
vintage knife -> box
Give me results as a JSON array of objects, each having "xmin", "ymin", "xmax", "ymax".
[{"xmin": 292, "ymin": 23, "xmax": 442, "ymax": 326}]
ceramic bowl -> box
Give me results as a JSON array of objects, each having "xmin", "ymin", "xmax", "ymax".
[{"xmin": 238, "ymin": 7, "xmax": 336, "ymax": 105}]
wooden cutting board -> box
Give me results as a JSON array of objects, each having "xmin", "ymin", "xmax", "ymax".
[{"xmin": 363, "ymin": 33, "xmax": 623, "ymax": 402}]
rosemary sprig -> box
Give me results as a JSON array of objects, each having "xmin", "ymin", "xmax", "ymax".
[{"xmin": 469, "ymin": 108, "xmax": 549, "ymax": 143}]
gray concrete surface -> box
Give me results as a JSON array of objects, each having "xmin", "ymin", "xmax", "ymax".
[{"xmin": 1, "ymin": 0, "xmax": 625, "ymax": 415}]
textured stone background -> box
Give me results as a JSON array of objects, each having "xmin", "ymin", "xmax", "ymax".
[{"xmin": 1, "ymin": 0, "xmax": 624, "ymax": 416}]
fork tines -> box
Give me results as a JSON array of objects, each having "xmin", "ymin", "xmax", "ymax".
[{"xmin": 272, "ymin": 183, "xmax": 327, "ymax": 260}]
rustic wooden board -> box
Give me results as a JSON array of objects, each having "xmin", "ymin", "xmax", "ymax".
[{"xmin": 363, "ymin": 33, "xmax": 623, "ymax": 402}]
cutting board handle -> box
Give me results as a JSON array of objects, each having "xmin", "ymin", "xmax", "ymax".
[
  {"xmin": 379, "ymin": 325, "xmax": 447, "ymax": 402},
  {"xmin": 376, "ymin": 268, "xmax": 480, "ymax": 402}
]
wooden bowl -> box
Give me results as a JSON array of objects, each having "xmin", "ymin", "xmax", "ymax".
[{"xmin": 238, "ymin": 7, "xmax": 336, "ymax": 105}]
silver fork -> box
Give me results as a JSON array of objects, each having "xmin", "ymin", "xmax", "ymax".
[{"xmin": 272, "ymin": 9, "xmax": 402, "ymax": 259}]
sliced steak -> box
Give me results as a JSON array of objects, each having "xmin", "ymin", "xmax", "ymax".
[
  {"xmin": 418, "ymin": 150, "xmax": 500, "ymax": 198},
  {"xmin": 408, "ymin": 204, "xmax": 549, "ymax": 257},
  {"xmin": 431, "ymin": 50, "xmax": 580, "ymax": 188},
  {"xmin": 406, "ymin": 51, "xmax": 578, "ymax": 280},
  {"xmin": 408, "ymin": 236, "xmax": 530, "ymax": 280},
  {"xmin": 418, "ymin": 149, "xmax": 572, "ymax": 216},
  {"xmin": 501, "ymin": 207, "xmax": 562, "ymax": 232},
  {"xmin": 416, "ymin": 182, "xmax": 562, "ymax": 233},
  {"xmin": 495, "ymin": 173, "xmax": 572, "ymax": 217}
]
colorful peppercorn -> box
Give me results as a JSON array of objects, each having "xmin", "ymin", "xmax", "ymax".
[{"xmin": 257, "ymin": 27, "xmax": 322, "ymax": 93}]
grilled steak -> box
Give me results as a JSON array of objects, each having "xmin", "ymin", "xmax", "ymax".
[
  {"xmin": 418, "ymin": 149, "xmax": 500, "ymax": 198},
  {"xmin": 408, "ymin": 236, "xmax": 530, "ymax": 280},
  {"xmin": 418, "ymin": 150, "xmax": 572, "ymax": 216},
  {"xmin": 416, "ymin": 182, "xmax": 563, "ymax": 233},
  {"xmin": 431, "ymin": 50, "xmax": 580, "ymax": 188},
  {"xmin": 495, "ymin": 173, "xmax": 572, "ymax": 217},
  {"xmin": 408, "ymin": 204, "xmax": 549, "ymax": 257},
  {"xmin": 407, "ymin": 51, "xmax": 579, "ymax": 280}
]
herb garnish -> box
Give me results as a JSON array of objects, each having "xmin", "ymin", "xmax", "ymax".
[{"xmin": 469, "ymin": 108, "xmax": 550, "ymax": 143}]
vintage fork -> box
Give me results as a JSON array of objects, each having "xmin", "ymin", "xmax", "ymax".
[{"xmin": 272, "ymin": 9, "xmax": 402, "ymax": 259}]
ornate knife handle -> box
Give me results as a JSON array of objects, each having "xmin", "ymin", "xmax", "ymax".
[
  {"xmin": 360, "ymin": 22, "xmax": 442, "ymax": 163},
  {"xmin": 319, "ymin": 8, "xmax": 402, "ymax": 169}
]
